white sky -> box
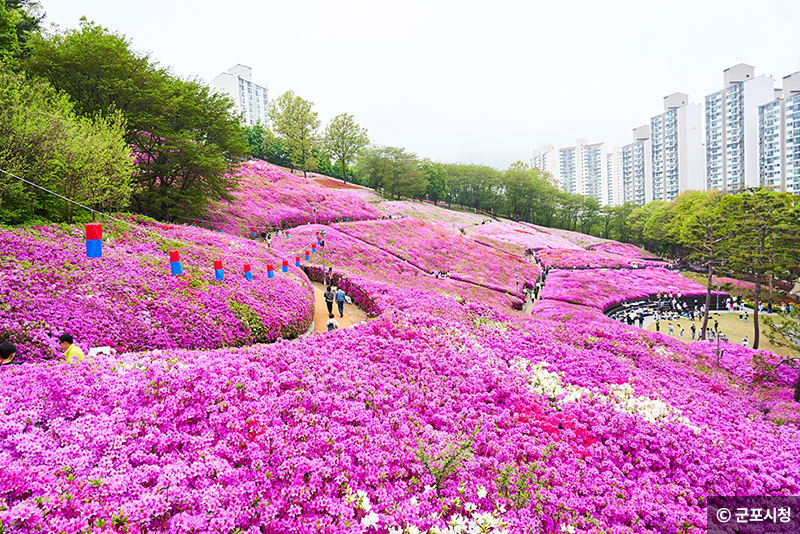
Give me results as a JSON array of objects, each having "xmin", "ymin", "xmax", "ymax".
[{"xmin": 42, "ymin": 0, "xmax": 800, "ymax": 170}]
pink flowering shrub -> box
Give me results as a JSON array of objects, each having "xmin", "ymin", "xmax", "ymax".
[
  {"xmin": 334, "ymin": 219, "xmax": 540, "ymax": 294},
  {"xmin": 524, "ymin": 223, "xmax": 610, "ymax": 248},
  {"xmin": 376, "ymin": 201, "xmax": 487, "ymax": 228},
  {"xmin": 589, "ymin": 241, "xmax": 660, "ymax": 260},
  {"xmin": 537, "ymin": 248, "xmax": 668, "ymax": 269},
  {"xmin": 0, "ymin": 219, "xmax": 313, "ymax": 361},
  {"xmin": 205, "ymin": 160, "xmax": 384, "ymax": 236},
  {"xmin": 541, "ymin": 267, "xmax": 725, "ymax": 311},
  {"xmin": 466, "ymin": 221, "xmax": 584, "ymax": 254},
  {"xmin": 711, "ymin": 276, "xmax": 757, "ymax": 292}
]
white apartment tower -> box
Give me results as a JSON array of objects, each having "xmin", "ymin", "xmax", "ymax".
[
  {"xmin": 705, "ymin": 64, "xmax": 775, "ymax": 192},
  {"xmin": 606, "ymin": 148, "xmax": 624, "ymax": 207},
  {"xmin": 759, "ymin": 72, "xmax": 800, "ymax": 194},
  {"xmin": 621, "ymin": 126, "xmax": 653, "ymax": 206},
  {"xmin": 650, "ymin": 93, "xmax": 705, "ymax": 201},
  {"xmin": 531, "ymin": 145, "xmax": 560, "ymax": 180},
  {"xmin": 212, "ymin": 65, "xmax": 269, "ymax": 126},
  {"xmin": 555, "ymin": 139, "xmax": 607, "ymax": 204}
]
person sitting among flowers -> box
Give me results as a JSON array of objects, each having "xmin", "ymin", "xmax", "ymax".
[
  {"xmin": 59, "ymin": 333, "xmax": 85, "ymax": 363},
  {"xmin": 0, "ymin": 342, "xmax": 20, "ymax": 366}
]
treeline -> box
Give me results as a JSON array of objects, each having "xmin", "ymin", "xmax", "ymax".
[{"xmin": 0, "ymin": 4, "xmax": 248, "ymax": 223}]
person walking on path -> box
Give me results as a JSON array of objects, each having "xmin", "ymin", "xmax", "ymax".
[
  {"xmin": 335, "ymin": 287, "xmax": 347, "ymax": 318},
  {"xmin": 691, "ymin": 324, "xmax": 696, "ymax": 341},
  {"xmin": 323, "ymin": 286, "xmax": 335, "ymax": 315},
  {"xmin": 59, "ymin": 333, "xmax": 85, "ymax": 364}
]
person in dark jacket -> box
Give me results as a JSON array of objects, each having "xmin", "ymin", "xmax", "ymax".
[{"xmin": 323, "ymin": 286, "xmax": 335, "ymax": 315}]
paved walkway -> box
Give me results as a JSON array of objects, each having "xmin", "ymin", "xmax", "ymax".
[{"xmin": 310, "ymin": 282, "xmax": 367, "ymax": 333}]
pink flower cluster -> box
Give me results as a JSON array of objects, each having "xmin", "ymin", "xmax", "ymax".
[
  {"xmin": 537, "ymin": 248, "xmax": 668, "ymax": 269},
  {"xmin": 0, "ymin": 218, "xmax": 313, "ymax": 361},
  {"xmin": 466, "ymin": 221, "xmax": 584, "ymax": 255},
  {"xmin": 334, "ymin": 219, "xmax": 541, "ymax": 294},
  {"xmin": 540, "ymin": 267, "xmax": 724, "ymax": 310},
  {"xmin": 524, "ymin": 224, "xmax": 611, "ymax": 248},
  {"xmin": 712, "ymin": 276, "xmax": 757, "ymax": 291},
  {"xmin": 376, "ymin": 201, "xmax": 487, "ymax": 228},
  {"xmin": 205, "ymin": 160, "xmax": 384, "ymax": 236},
  {"xmin": 589, "ymin": 241, "xmax": 660, "ymax": 260}
]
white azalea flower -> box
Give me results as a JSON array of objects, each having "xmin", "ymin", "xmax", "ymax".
[
  {"xmin": 361, "ymin": 511, "xmax": 379, "ymax": 529},
  {"xmin": 476, "ymin": 485, "xmax": 487, "ymax": 499}
]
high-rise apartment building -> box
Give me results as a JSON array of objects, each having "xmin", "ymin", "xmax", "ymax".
[
  {"xmin": 531, "ymin": 145, "xmax": 559, "ymax": 179},
  {"xmin": 606, "ymin": 148, "xmax": 624, "ymax": 207},
  {"xmin": 705, "ymin": 64, "xmax": 774, "ymax": 192},
  {"xmin": 621, "ymin": 126, "xmax": 652, "ymax": 206},
  {"xmin": 551, "ymin": 139, "xmax": 607, "ymax": 204},
  {"xmin": 759, "ymin": 72, "xmax": 800, "ymax": 194},
  {"xmin": 650, "ymin": 93, "xmax": 705, "ymax": 201},
  {"xmin": 212, "ymin": 65, "xmax": 269, "ymax": 126}
]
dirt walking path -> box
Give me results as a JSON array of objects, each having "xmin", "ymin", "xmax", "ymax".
[{"xmin": 311, "ymin": 282, "xmax": 367, "ymax": 333}]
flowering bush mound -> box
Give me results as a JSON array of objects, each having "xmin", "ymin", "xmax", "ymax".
[
  {"xmin": 334, "ymin": 219, "xmax": 540, "ymax": 294},
  {"xmin": 589, "ymin": 241, "xmax": 660, "ymax": 260},
  {"xmin": 465, "ymin": 221, "xmax": 584, "ymax": 256},
  {"xmin": 0, "ymin": 218, "xmax": 313, "ymax": 362},
  {"xmin": 540, "ymin": 267, "xmax": 724, "ymax": 311},
  {"xmin": 537, "ymin": 248, "xmax": 668, "ymax": 269},
  {"xmin": 271, "ymin": 225, "xmax": 520, "ymax": 313},
  {"xmin": 526, "ymin": 224, "xmax": 610, "ymax": 248},
  {"xmin": 376, "ymin": 201, "xmax": 487, "ymax": 229},
  {"xmin": 205, "ymin": 160, "xmax": 383, "ymax": 236}
]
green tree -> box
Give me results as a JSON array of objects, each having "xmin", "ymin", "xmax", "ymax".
[
  {"xmin": 679, "ymin": 191, "xmax": 733, "ymax": 340},
  {"xmin": 24, "ymin": 20, "xmax": 245, "ymax": 219},
  {"xmin": 0, "ymin": 2, "xmax": 19, "ymax": 64},
  {"xmin": 323, "ymin": 113, "xmax": 368, "ymax": 181},
  {"xmin": 422, "ymin": 161, "xmax": 448, "ymax": 204},
  {"xmin": 354, "ymin": 145, "xmax": 426, "ymax": 199},
  {"xmin": 268, "ymin": 90, "xmax": 319, "ymax": 178},
  {"xmin": 726, "ymin": 189, "xmax": 800, "ymax": 349},
  {"xmin": 0, "ymin": 68, "xmax": 133, "ymax": 223},
  {"xmin": 242, "ymin": 124, "xmax": 269, "ymax": 159}
]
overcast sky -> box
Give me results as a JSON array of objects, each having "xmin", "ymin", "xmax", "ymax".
[{"xmin": 42, "ymin": 0, "xmax": 800, "ymax": 170}]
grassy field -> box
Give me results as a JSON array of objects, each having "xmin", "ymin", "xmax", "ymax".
[{"xmin": 646, "ymin": 310, "xmax": 800, "ymax": 359}]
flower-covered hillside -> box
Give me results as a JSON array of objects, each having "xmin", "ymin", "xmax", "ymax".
[
  {"xmin": 2, "ymin": 289, "xmax": 799, "ymax": 533},
  {"xmin": 205, "ymin": 160, "xmax": 383, "ymax": 235},
  {"xmin": 3, "ymin": 181, "xmax": 800, "ymax": 534},
  {"xmin": 335, "ymin": 219, "xmax": 540, "ymax": 294},
  {"xmin": 0, "ymin": 218, "xmax": 313, "ymax": 361}
]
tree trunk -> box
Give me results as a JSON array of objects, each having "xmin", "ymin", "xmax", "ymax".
[
  {"xmin": 701, "ymin": 262, "xmax": 713, "ymax": 340},
  {"xmin": 753, "ymin": 272, "xmax": 761, "ymax": 350},
  {"xmin": 794, "ymin": 370, "xmax": 800, "ymax": 402}
]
